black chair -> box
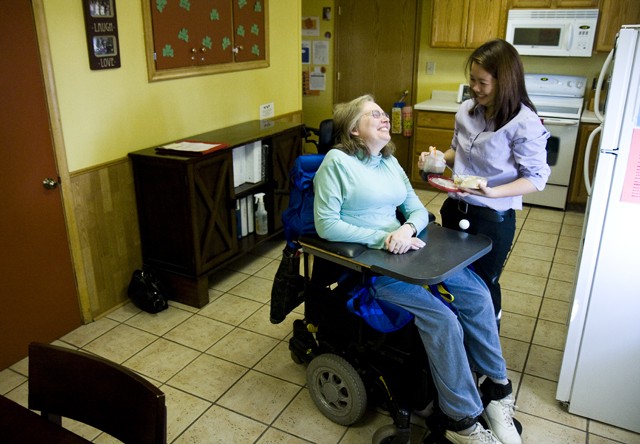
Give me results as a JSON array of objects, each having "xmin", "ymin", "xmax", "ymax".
[{"xmin": 28, "ymin": 342, "xmax": 167, "ymax": 444}]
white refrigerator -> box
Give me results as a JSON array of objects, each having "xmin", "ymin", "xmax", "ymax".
[{"xmin": 556, "ymin": 26, "xmax": 640, "ymax": 433}]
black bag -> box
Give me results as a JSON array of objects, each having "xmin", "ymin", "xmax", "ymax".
[
  {"xmin": 270, "ymin": 246, "xmax": 305, "ymax": 324},
  {"xmin": 127, "ymin": 268, "xmax": 169, "ymax": 314}
]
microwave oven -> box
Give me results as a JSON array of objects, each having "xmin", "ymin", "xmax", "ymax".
[{"xmin": 505, "ymin": 9, "xmax": 599, "ymax": 57}]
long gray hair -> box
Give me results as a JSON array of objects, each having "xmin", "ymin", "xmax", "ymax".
[{"xmin": 333, "ymin": 94, "xmax": 396, "ymax": 158}]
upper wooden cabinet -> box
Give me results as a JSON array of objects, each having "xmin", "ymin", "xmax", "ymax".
[
  {"xmin": 509, "ymin": 0, "xmax": 598, "ymax": 7},
  {"xmin": 431, "ymin": 0, "xmax": 507, "ymax": 49},
  {"xmin": 595, "ymin": 0, "xmax": 640, "ymax": 52}
]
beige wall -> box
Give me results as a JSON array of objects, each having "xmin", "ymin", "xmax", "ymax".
[
  {"xmin": 43, "ymin": 0, "xmax": 302, "ymax": 172},
  {"xmin": 415, "ymin": 0, "xmax": 609, "ymax": 103}
]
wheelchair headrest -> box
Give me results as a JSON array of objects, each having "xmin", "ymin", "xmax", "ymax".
[{"xmin": 316, "ymin": 119, "xmax": 336, "ymax": 154}]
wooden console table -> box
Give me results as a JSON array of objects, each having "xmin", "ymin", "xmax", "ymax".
[{"xmin": 129, "ymin": 120, "xmax": 302, "ymax": 307}]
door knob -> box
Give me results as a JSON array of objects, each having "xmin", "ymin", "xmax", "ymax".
[{"xmin": 42, "ymin": 177, "xmax": 59, "ymax": 190}]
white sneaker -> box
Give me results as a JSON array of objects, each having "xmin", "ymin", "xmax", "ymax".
[
  {"xmin": 482, "ymin": 395, "xmax": 521, "ymax": 444},
  {"xmin": 444, "ymin": 423, "xmax": 502, "ymax": 444}
]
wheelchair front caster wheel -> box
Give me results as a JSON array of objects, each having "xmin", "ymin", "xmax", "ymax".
[
  {"xmin": 306, "ymin": 353, "xmax": 367, "ymax": 426},
  {"xmin": 290, "ymin": 350, "xmax": 304, "ymax": 365},
  {"xmin": 372, "ymin": 423, "xmax": 411, "ymax": 444}
]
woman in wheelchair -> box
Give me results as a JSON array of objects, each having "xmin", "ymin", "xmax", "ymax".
[{"xmin": 313, "ymin": 95, "xmax": 520, "ymax": 444}]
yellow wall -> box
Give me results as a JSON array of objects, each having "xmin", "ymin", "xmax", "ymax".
[
  {"xmin": 43, "ymin": 0, "xmax": 302, "ymax": 172},
  {"xmin": 415, "ymin": 0, "xmax": 609, "ymax": 103},
  {"xmin": 301, "ymin": 0, "xmax": 334, "ymax": 129}
]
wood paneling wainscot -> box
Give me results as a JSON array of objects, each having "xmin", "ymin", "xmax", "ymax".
[{"xmin": 70, "ymin": 159, "xmax": 142, "ymax": 319}]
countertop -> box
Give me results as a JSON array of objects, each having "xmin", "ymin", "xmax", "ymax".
[
  {"xmin": 414, "ymin": 91, "xmax": 460, "ymax": 113},
  {"xmin": 414, "ymin": 90, "xmax": 598, "ymax": 124}
]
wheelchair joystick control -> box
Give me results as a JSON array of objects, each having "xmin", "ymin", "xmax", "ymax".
[{"xmin": 459, "ymin": 219, "xmax": 470, "ymax": 230}]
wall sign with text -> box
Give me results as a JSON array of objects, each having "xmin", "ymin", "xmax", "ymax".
[{"xmin": 82, "ymin": 0, "xmax": 121, "ymax": 70}]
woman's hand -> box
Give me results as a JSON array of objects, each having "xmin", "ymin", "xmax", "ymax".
[
  {"xmin": 384, "ymin": 225, "xmax": 426, "ymax": 254},
  {"xmin": 456, "ymin": 183, "xmax": 495, "ymax": 198}
]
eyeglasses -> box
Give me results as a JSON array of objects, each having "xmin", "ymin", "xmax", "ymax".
[{"xmin": 365, "ymin": 110, "xmax": 390, "ymax": 120}]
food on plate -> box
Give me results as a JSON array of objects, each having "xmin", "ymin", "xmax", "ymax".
[
  {"xmin": 453, "ymin": 175, "xmax": 487, "ymax": 189},
  {"xmin": 428, "ymin": 176, "xmax": 457, "ymax": 191}
]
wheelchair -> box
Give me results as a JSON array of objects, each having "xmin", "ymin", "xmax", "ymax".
[
  {"xmin": 270, "ymin": 126, "xmax": 516, "ymax": 443},
  {"xmin": 283, "ymin": 230, "xmax": 522, "ymax": 444},
  {"xmin": 288, "ymin": 244, "xmax": 440, "ymax": 444}
]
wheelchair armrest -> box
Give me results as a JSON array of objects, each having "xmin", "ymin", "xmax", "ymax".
[{"xmin": 299, "ymin": 235, "xmax": 367, "ymax": 259}]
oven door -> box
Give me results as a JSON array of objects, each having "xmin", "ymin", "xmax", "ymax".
[
  {"xmin": 523, "ymin": 117, "xmax": 579, "ymax": 209},
  {"xmin": 542, "ymin": 117, "xmax": 579, "ymax": 186}
]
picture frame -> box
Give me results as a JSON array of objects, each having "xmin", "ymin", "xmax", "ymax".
[{"xmin": 82, "ymin": 0, "xmax": 121, "ymax": 70}]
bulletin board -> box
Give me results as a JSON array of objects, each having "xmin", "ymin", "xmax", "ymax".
[{"xmin": 302, "ymin": 8, "xmax": 331, "ymax": 96}]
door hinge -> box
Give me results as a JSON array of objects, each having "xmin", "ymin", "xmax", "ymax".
[{"xmin": 601, "ymin": 147, "xmax": 619, "ymax": 156}]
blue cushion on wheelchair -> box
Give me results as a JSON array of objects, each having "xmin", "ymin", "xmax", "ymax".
[
  {"xmin": 346, "ymin": 276, "xmax": 414, "ymax": 333},
  {"xmin": 282, "ymin": 154, "xmax": 325, "ymax": 248}
]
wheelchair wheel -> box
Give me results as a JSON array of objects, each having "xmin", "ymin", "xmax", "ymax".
[
  {"xmin": 306, "ymin": 353, "xmax": 367, "ymax": 425},
  {"xmin": 372, "ymin": 424, "xmax": 411, "ymax": 444},
  {"xmin": 290, "ymin": 350, "xmax": 304, "ymax": 365}
]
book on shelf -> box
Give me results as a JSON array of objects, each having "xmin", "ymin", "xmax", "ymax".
[{"xmin": 155, "ymin": 140, "xmax": 229, "ymax": 156}]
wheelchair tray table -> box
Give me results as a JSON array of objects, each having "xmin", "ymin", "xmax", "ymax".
[{"xmin": 299, "ymin": 224, "xmax": 492, "ymax": 285}]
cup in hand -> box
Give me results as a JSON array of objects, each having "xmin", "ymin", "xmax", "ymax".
[{"xmin": 421, "ymin": 149, "xmax": 446, "ymax": 174}]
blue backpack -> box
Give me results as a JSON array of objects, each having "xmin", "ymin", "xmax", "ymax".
[{"xmin": 270, "ymin": 154, "xmax": 324, "ymax": 324}]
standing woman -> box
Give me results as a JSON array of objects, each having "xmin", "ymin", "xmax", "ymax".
[{"xmin": 419, "ymin": 39, "xmax": 550, "ymax": 326}]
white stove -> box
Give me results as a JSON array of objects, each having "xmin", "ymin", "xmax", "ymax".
[{"xmin": 523, "ymin": 74, "xmax": 587, "ymax": 209}]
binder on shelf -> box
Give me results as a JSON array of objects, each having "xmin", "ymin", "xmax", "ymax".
[
  {"xmin": 245, "ymin": 141, "xmax": 264, "ymax": 183},
  {"xmin": 247, "ymin": 197, "xmax": 255, "ymax": 233},
  {"xmin": 235, "ymin": 200, "xmax": 242, "ymax": 239},
  {"xmin": 232, "ymin": 146, "xmax": 247, "ymax": 187},
  {"xmin": 240, "ymin": 197, "xmax": 249, "ymax": 237},
  {"xmin": 156, "ymin": 140, "xmax": 229, "ymax": 156}
]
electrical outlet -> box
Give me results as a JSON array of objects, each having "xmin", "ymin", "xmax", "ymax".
[
  {"xmin": 427, "ymin": 61, "xmax": 436, "ymax": 75},
  {"xmin": 259, "ymin": 102, "xmax": 274, "ymax": 119}
]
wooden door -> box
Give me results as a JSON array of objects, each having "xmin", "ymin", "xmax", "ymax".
[
  {"xmin": 334, "ymin": 0, "xmax": 420, "ymax": 171},
  {"xmin": 0, "ymin": 1, "xmax": 81, "ymax": 369}
]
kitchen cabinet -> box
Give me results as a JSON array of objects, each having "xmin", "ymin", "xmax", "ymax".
[
  {"xmin": 568, "ymin": 122, "xmax": 599, "ymax": 207},
  {"xmin": 595, "ymin": 0, "xmax": 640, "ymax": 52},
  {"xmin": 142, "ymin": 0, "xmax": 268, "ymax": 80},
  {"xmin": 129, "ymin": 120, "xmax": 302, "ymax": 307},
  {"xmin": 508, "ymin": 0, "xmax": 598, "ymax": 7},
  {"xmin": 431, "ymin": 0, "xmax": 506, "ymax": 49},
  {"xmin": 411, "ymin": 111, "xmax": 456, "ymax": 187}
]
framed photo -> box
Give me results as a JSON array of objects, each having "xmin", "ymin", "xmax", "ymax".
[
  {"xmin": 302, "ymin": 17, "xmax": 320, "ymax": 36},
  {"xmin": 82, "ymin": 0, "xmax": 121, "ymax": 70},
  {"xmin": 88, "ymin": 0, "xmax": 114, "ymax": 18}
]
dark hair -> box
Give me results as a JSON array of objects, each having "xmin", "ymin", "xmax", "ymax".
[
  {"xmin": 333, "ymin": 94, "xmax": 396, "ymax": 158},
  {"xmin": 466, "ymin": 39, "xmax": 536, "ymax": 129}
]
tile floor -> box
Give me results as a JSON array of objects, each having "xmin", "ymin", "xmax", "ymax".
[{"xmin": 2, "ymin": 189, "xmax": 640, "ymax": 443}]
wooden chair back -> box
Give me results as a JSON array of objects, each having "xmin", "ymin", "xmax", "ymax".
[{"xmin": 28, "ymin": 342, "xmax": 166, "ymax": 444}]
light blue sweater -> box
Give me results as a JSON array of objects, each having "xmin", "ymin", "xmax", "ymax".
[{"xmin": 313, "ymin": 149, "xmax": 430, "ymax": 249}]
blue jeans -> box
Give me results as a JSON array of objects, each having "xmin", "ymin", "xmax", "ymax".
[{"xmin": 372, "ymin": 267, "xmax": 507, "ymax": 422}]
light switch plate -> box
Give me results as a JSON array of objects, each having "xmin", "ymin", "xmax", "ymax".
[{"xmin": 260, "ymin": 102, "xmax": 274, "ymax": 119}]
